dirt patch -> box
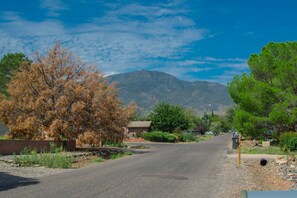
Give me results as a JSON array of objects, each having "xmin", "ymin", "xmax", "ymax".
[
  {"xmin": 72, "ymin": 155, "xmax": 99, "ymax": 168},
  {"xmin": 246, "ymin": 159, "xmax": 292, "ymax": 191},
  {"xmin": 215, "ymin": 157, "xmax": 293, "ymax": 198}
]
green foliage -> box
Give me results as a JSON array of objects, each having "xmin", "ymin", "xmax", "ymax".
[
  {"xmin": 279, "ymin": 132, "xmax": 297, "ymax": 151},
  {"xmin": 124, "ymin": 151, "xmax": 133, "ymax": 155},
  {"xmin": 233, "ymin": 109, "xmax": 267, "ymax": 139},
  {"xmin": 0, "ymin": 53, "xmax": 31, "ymax": 95},
  {"xmin": 149, "ymin": 103, "xmax": 190, "ymax": 133},
  {"xmin": 103, "ymin": 141, "xmax": 127, "ymax": 148},
  {"xmin": 185, "ymin": 108, "xmax": 201, "ymax": 130},
  {"xmin": 109, "ymin": 151, "xmax": 132, "ymax": 159},
  {"xmin": 241, "ymin": 146, "xmax": 293, "ymax": 155},
  {"xmin": 287, "ymin": 137, "xmax": 297, "ymax": 151},
  {"xmin": 178, "ymin": 133, "xmax": 197, "ymax": 142},
  {"xmin": 49, "ymin": 142, "xmax": 63, "ymax": 153},
  {"xmin": 142, "ymin": 131, "xmax": 177, "ymax": 143},
  {"xmin": 91, "ymin": 157, "xmax": 104, "ymax": 163},
  {"xmin": 13, "ymin": 149, "xmax": 73, "ymax": 168},
  {"xmin": 229, "ymin": 42, "xmax": 297, "ymax": 138},
  {"xmin": 196, "ymin": 134, "xmax": 214, "ymax": 142}
]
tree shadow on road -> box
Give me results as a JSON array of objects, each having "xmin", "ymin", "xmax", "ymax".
[{"xmin": 0, "ymin": 172, "xmax": 39, "ymax": 191}]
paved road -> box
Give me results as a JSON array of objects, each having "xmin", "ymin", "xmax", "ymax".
[{"xmin": 0, "ymin": 135, "xmax": 230, "ymax": 198}]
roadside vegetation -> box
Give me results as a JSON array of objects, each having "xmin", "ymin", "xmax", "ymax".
[
  {"xmin": 0, "ymin": 43, "xmax": 135, "ymax": 146},
  {"xmin": 110, "ymin": 151, "xmax": 133, "ymax": 159},
  {"xmin": 13, "ymin": 144, "xmax": 73, "ymax": 169},
  {"xmin": 241, "ymin": 146, "xmax": 294, "ymax": 155},
  {"xmin": 135, "ymin": 102, "xmax": 233, "ymax": 143},
  {"xmin": 228, "ymin": 42, "xmax": 297, "ymax": 154},
  {"xmin": 90, "ymin": 157, "xmax": 104, "ymax": 163},
  {"xmin": 13, "ymin": 143, "xmax": 134, "ymax": 168}
]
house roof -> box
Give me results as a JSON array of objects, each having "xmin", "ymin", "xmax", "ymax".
[{"xmin": 128, "ymin": 121, "xmax": 152, "ymax": 128}]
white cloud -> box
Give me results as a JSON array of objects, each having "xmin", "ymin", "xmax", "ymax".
[
  {"xmin": 40, "ymin": 0, "xmax": 68, "ymax": 17},
  {"xmin": 1, "ymin": 11, "xmax": 22, "ymax": 21},
  {"xmin": 0, "ymin": 1, "xmax": 207, "ymax": 76}
]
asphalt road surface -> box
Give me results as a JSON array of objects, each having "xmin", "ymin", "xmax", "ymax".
[{"xmin": 0, "ymin": 135, "xmax": 230, "ymax": 198}]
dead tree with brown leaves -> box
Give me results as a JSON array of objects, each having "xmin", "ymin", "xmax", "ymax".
[{"xmin": 0, "ymin": 43, "xmax": 135, "ymax": 145}]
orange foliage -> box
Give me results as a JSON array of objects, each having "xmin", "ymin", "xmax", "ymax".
[{"xmin": 0, "ymin": 43, "xmax": 136, "ymax": 142}]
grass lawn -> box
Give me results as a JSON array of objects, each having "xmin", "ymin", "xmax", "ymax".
[
  {"xmin": 0, "ymin": 135, "xmax": 5, "ymax": 140},
  {"xmin": 196, "ymin": 134, "xmax": 214, "ymax": 142},
  {"xmin": 241, "ymin": 146, "xmax": 297, "ymax": 155}
]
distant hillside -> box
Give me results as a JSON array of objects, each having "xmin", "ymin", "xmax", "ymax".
[{"xmin": 107, "ymin": 70, "xmax": 233, "ymax": 115}]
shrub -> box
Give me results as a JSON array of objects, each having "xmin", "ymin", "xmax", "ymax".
[
  {"xmin": 280, "ymin": 132, "xmax": 297, "ymax": 151},
  {"xmin": 142, "ymin": 131, "xmax": 177, "ymax": 143},
  {"xmin": 49, "ymin": 142, "xmax": 63, "ymax": 153},
  {"xmin": 179, "ymin": 133, "xmax": 197, "ymax": 142},
  {"xmin": 287, "ymin": 137, "xmax": 297, "ymax": 151},
  {"xmin": 13, "ymin": 148, "xmax": 73, "ymax": 168}
]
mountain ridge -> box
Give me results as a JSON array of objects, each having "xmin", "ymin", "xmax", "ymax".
[{"xmin": 107, "ymin": 70, "xmax": 233, "ymax": 115}]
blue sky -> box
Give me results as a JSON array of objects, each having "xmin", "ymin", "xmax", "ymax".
[{"xmin": 0, "ymin": 0, "xmax": 297, "ymax": 84}]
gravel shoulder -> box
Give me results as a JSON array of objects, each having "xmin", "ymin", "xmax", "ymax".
[
  {"xmin": 213, "ymin": 141, "xmax": 296, "ymax": 198},
  {"xmin": 0, "ymin": 160, "xmax": 71, "ymax": 179}
]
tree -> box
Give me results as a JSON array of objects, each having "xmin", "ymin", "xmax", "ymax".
[
  {"xmin": 229, "ymin": 42, "xmax": 297, "ymax": 138},
  {"xmin": 0, "ymin": 53, "xmax": 31, "ymax": 95},
  {"xmin": 185, "ymin": 108, "xmax": 201, "ymax": 129},
  {"xmin": 0, "ymin": 43, "xmax": 135, "ymax": 144},
  {"xmin": 148, "ymin": 103, "xmax": 190, "ymax": 133}
]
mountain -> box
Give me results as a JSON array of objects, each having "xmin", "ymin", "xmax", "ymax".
[{"xmin": 107, "ymin": 70, "xmax": 234, "ymax": 115}]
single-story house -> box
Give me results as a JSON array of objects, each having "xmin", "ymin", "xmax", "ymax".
[{"xmin": 126, "ymin": 121, "xmax": 152, "ymax": 136}]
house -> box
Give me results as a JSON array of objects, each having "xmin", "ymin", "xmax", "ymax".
[{"xmin": 126, "ymin": 121, "xmax": 152, "ymax": 136}]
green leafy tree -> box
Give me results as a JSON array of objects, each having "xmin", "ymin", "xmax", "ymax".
[
  {"xmin": 148, "ymin": 103, "xmax": 190, "ymax": 133},
  {"xmin": 229, "ymin": 42, "xmax": 297, "ymax": 138},
  {"xmin": 0, "ymin": 53, "xmax": 31, "ymax": 95},
  {"xmin": 185, "ymin": 108, "xmax": 200, "ymax": 129}
]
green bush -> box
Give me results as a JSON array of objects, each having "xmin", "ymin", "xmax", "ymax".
[
  {"xmin": 180, "ymin": 133, "xmax": 197, "ymax": 142},
  {"xmin": 280, "ymin": 132, "xmax": 297, "ymax": 151},
  {"xmin": 103, "ymin": 141, "xmax": 126, "ymax": 148},
  {"xmin": 49, "ymin": 142, "xmax": 63, "ymax": 153},
  {"xmin": 142, "ymin": 131, "xmax": 177, "ymax": 143},
  {"xmin": 287, "ymin": 137, "xmax": 297, "ymax": 151}
]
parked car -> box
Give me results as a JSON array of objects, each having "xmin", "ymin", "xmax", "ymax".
[{"xmin": 205, "ymin": 131, "xmax": 213, "ymax": 135}]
